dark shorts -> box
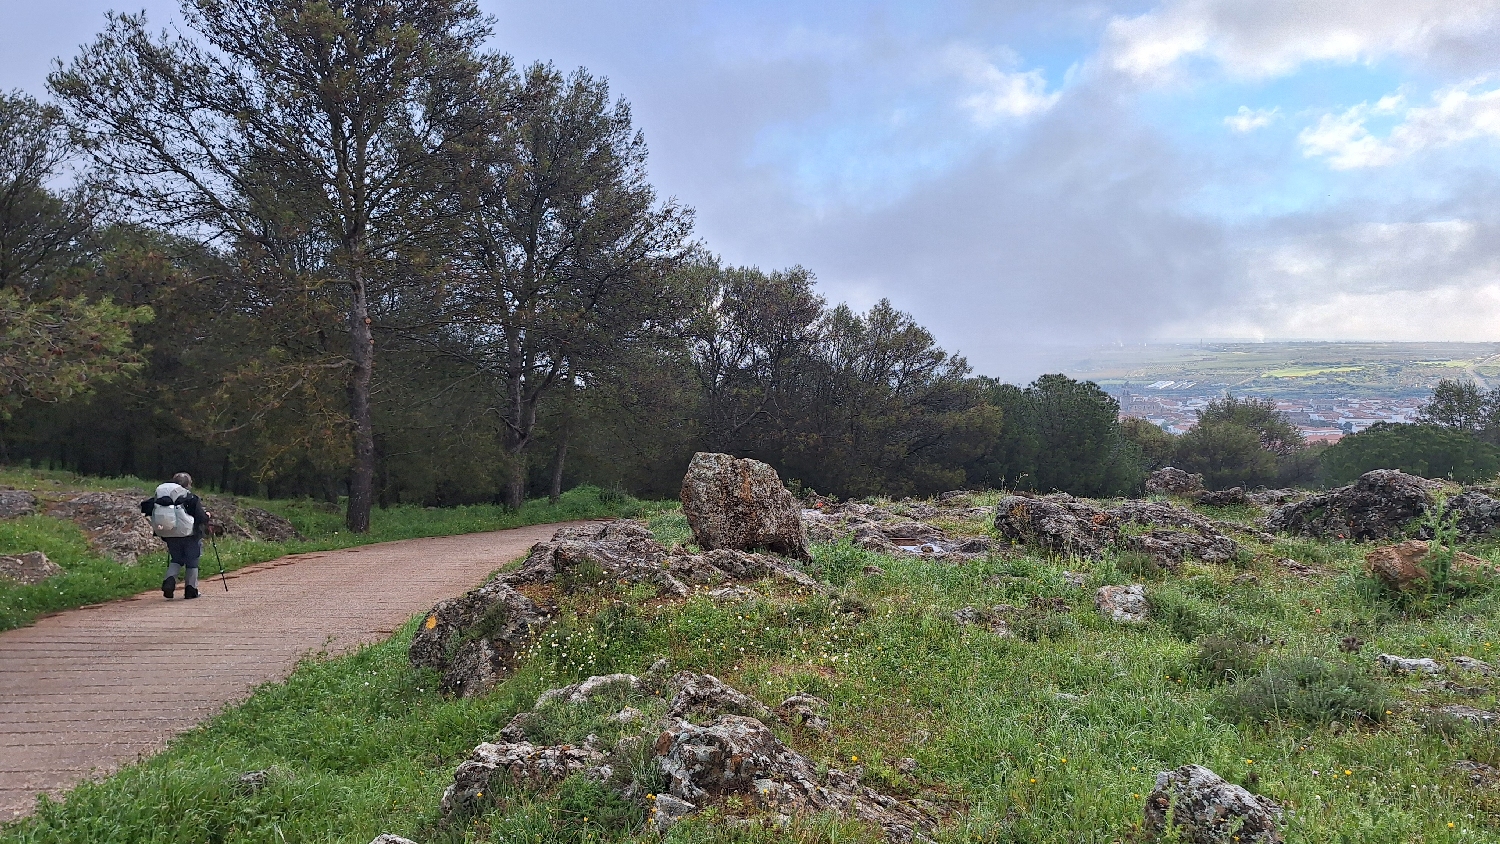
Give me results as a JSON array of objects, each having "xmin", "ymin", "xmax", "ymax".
[{"xmin": 164, "ymin": 536, "xmax": 202, "ymax": 569}]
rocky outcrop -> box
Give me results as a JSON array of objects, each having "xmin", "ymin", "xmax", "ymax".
[
  {"xmin": 1265, "ymin": 469, "xmax": 1437, "ymax": 541},
  {"xmin": 654, "ymin": 715, "xmax": 932, "ymax": 843},
  {"xmin": 1145, "ymin": 467, "xmax": 1204, "ymax": 497},
  {"xmin": 0, "ymin": 489, "xmax": 37, "ymax": 519},
  {"xmin": 202, "ymin": 497, "xmax": 303, "ymax": 542},
  {"xmin": 1144, "ymin": 764, "xmax": 1282, "ymax": 843},
  {"xmin": 0, "ymin": 551, "xmax": 63, "ymax": 585},
  {"xmin": 1435, "ymin": 705, "xmax": 1500, "ymax": 728},
  {"xmin": 535, "ymin": 673, "xmax": 642, "ymax": 708},
  {"xmin": 778, "ymin": 693, "xmax": 832, "ymax": 733},
  {"xmin": 1095, "ymin": 584, "xmax": 1149, "ymax": 624},
  {"xmin": 440, "ymin": 739, "xmax": 608, "ymax": 815},
  {"xmin": 681, "ymin": 453, "xmax": 810, "ymax": 560},
  {"xmin": 1377, "ymin": 653, "xmax": 1443, "ymax": 674},
  {"xmin": 1196, "ymin": 487, "xmax": 1247, "ymax": 506},
  {"xmin": 47, "ymin": 492, "xmax": 159, "ymax": 564},
  {"xmin": 408, "ymin": 581, "xmax": 547, "ymax": 698},
  {"xmin": 666, "ymin": 671, "xmax": 773, "ymax": 723},
  {"xmin": 997, "ymin": 496, "xmax": 1239, "ymax": 570},
  {"xmin": 502, "ymin": 520, "xmax": 682, "ymax": 595},
  {"xmin": 995, "ymin": 495, "xmax": 1118, "ymax": 558},
  {"xmin": 369, "ymin": 836, "xmax": 419, "ymax": 844},
  {"xmin": 1441, "ymin": 490, "xmax": 1500, "ymax": 539}
]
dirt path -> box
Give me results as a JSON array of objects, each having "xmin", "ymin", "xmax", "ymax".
[{"xmin": 0, "ymin": 521, "xmax": 583, "ymax": 821}]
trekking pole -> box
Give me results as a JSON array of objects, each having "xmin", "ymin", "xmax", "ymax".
[{"xmin": 209, "ymin": 533, "xmax": 229, "ymax": 592}]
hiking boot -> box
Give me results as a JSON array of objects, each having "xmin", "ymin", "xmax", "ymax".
[
  {"xmin": 162, "ymin": 576, "xmax": 175, "ymax": 599},
  {"xmin": 184, "ymin": 585, "xmax": 199, "ymax": 600}
]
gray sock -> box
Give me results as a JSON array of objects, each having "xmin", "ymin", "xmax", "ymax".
[
  {"xmin": 166, "ymin": 562, "xmax": 182, "ymax": 579},
  {"xmin": 185, "ymin": 567, "xmax": 199, "ymax": 588}
]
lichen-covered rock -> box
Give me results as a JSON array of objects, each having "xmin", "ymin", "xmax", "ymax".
[
  {"xmin": 1441, "ymin": 489, "xmax": 1500, "ymax": 539},
  {"xmin": 1146, "ymin": 467, "xmax": 1205, "ymax": 497},
  {"xmin": 1435, "ymin": 705, "xmax": 1500, "ymax": 728},
  {"xmin": 1196, "ymin": 487, "xmax": 1247, "ymax": 506},
  {"xmin": 1122, "ymin": 529, "xmax": 1239, "ymax": 573},
  {"xmin": 666, "ymin": 671, "xmax": 773, "ymax": 723},
  {"xmin": 503, "ymin": 521, "xmax": 686, "ymax": 596},
  {"xmin": 1095, "ymin": 584, "xmax": 1149, "ymax": 624},
  {"xmin": 1144, "ymin": 764, "xmax": 1282, "ymax": 843},
  {"xmin": 536, "ymin": 674, "xmax": 642, "ymax": 708},
  {"xmin": 439, "ymin": 740, "xmax": 607, "ymax": 815},
  {"xmin": 204, "ymin": 497, "xmax": 303, "ymax": 542},
  {"xmin": 681, "ymin": 453, "xmax": 810, "ymax": 560},
  {"xmin": 369, "ymin": 836, "xmax": 419, "ymax": 844},
  {"xmin": 653, "ymin": 715, "xmax": 931, "ymax": 842},
  {"xmin": 409, "ymin": 581, "xmax": 547, "ymax": 698},
  {"xmin": 1453, "ymin": 656, "xmax": 1494, "ymax": 675},
  {"xmin": 1378, "ymin": 653, "xmax": 1443, "ymax": 674},
  {"xmin": 1265, "ymin": 470, "xmax": 1437, "ymax": 541},
  {"xmin": 48, "ymin": 491, "xmax": 159, "ymax": 564},
  {"xmin": 995, "ymin": 495, "xmax": 1119, "ymax": 558},
  {"xmin": 0, "ymin": 489, "xmax": 37, "ymax": 519},
  {"xmin": 778, "ymin": 693, "xmax": 831, "ymax": 733},
  {"xmin": 668, "ymin": 548, "xmax": 821, "ymax": 590},
  {"xmin": 0, "ymin": 551, "xmax": 63, "ymax": 585},
  {"xmin": 650, "ymin": 793, "xmax": 698, "ymax": 832}
]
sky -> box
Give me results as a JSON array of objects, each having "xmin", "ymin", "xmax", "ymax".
[{"xmin": 4, "ymin": 0, "xmax": 1500, "ymax": 379}]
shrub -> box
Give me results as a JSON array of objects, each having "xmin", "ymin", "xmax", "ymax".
[
  {"xmin": 810, "ymin": 539, "xmax": 876, "ymax": 586},
  {"xmin": 1147, "ymin": 587, "xmax": 1215, "ymax": 642},
  {"xmin": 1213, "ymin": 656, "xmax": 1390, "ymax": 726},
  {"xmin": 1322, "ymin": 422, "xmax": 1500, "ymax": 484},
  {"xmin": 554, "ymin": 774, "xmax": 645, "ymax": 841},
  {"xmin": 1192, "ymin": 635, "xmax": 1263, "ymax": 685}
]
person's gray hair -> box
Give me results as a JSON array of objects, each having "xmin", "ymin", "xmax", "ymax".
[{"xmin": 172, "ymin": 472, "xmax": 193, "ymax": 488}]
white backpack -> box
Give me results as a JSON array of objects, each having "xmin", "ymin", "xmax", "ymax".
[{"xmin": 150, "ymin": 483, "xmax": 196, "ymax": 538}]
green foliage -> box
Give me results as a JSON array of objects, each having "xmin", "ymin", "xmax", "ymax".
[
  {"xmin": 1322, "ymin": 422, "xmax": 1500, "ymax": 484},
  {"xmin": 1195, "ymin": 396, "xmax": 1305, "ymax": 455},
  {"xmin": 0, "ymin": 290, "xmax": 152, "ymax": 416},
  {"xmin": 1192, "ymin": 635, "xmax": 1263, "ymax": 685},
  {"xmin": 553, "ymin": 775, "xmax": 646, "ymax": 842},
  {"xmin": 1120, "ymin": 416, "xmax": 1176, "ymax": 472},
  {"xmin": 973, "ymin": 374, "xmax": 1141, "ymax": 497},
  {"xmin": 1174, "ymin": 419, "xmax": 1278, "ymax": 490},
  {"xmin": 809, "ymin": 539, "xmax": 876, "ymax": 586},
  {"xmin": 1213, "ymin": 656, "xmax": 1391, "ymax": 726}
]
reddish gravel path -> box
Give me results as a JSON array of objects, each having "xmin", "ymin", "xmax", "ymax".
[{"xmin": 0, "ymin": 521, "xmax": 584, "ymax": 820}]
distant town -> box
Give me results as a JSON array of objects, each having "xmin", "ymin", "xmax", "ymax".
[{"xmin": 1114, "ymin": 387, "xmax": 1425, "ymax": 443}]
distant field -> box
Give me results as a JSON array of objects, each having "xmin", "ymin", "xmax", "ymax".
[{"xmin": 1061, "ymin": 341, "xmax": 1500, "ymax": 399}]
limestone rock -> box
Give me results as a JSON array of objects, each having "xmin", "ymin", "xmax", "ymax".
[
  {"xmin": 369, "ymin": 836, "xmax": 419, "ymax": 844},
  {"xmin": 1110, "ymin": 501, "xmax": 1241, "ymax": 570},
  {"xmin": 1265, "ymin": 469, "xmax": 1437, "ymax": 541},
  {"xmin": 1453, "ymin": 760, "xmax": 1500, "ymax": 786},
  {"xmin": 409, "ymin": 581, "xmax": 547, "ymax": 698},
  {"xmin": 1095, "ymin": 584, "xmax": 1149, "ymax": 624},
  {"xmin": 666, "ymin": 671, "xmax": 773, "ymax": 723},
  {"xmin": 1377, "ymin": 653, "xmax": 1443, "ymax": 674},
  {"xmin": 440, "ymin": 740, "xmax": 607, "ymax": 815},
  {"xmin": 1196, "ymin": 487, "xmax": 1247, "ymax": 506},
  {"xmin": 1144, "ymin": 764, "xmax": 1282, "ymax": 844},
  {"xmin": 1453, "ymin": 656, "xmax": 1494, "ymax": 675},
  {"xmin": 778, "ymin": 693, "xmax": 831, "ymax": 733},
  {"xmin": 681, "ymin": 452, "xmax": 810, "ymax": 560},
  {"xmin": 48, "ymin": 491, "xmax": 159, "ymax": 564},
  {"xmin": 1436, "ymin": 705, "xmax": 1500, "ymax": 728},
  {"xmin": 1146, "ymin": 467, "xmax": 1204, "ymax": 497},
  {"xmin": 203, "ymin": 497, "xmax": 303, "ymax": 542},
  {"xmin": 0, "ymin": 489, "xmax": 37, "ymax": 519},
  {"xmin": 0, "ymin": 551, "xmax": 63, "ymax": 585},
  {"xmin": 1441, "ymin": 489, "xmax": 1500, "ymax": 539},
  {"xmin": 503, "ymin": 521, "xmax": 686, "ymax": 597},
  {"xmin": 995, "ymin": 495, "xmax": 1118, "ymax": 558},
  {"xmin": 536, "ymin": 674, "xmax": 643, "ymax": 708},
  {"xmin": 668, "ymin": 548, "xmax": 821, "ymax": 590},
  {"xmin": 650, "ymin": 793, "xmax": 698, "ymax": 832},
  {"xmin": 653, "ymin": 714, "xmax": 931, "ymax": 842}
]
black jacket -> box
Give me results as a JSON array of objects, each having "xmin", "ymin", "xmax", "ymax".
[{"xmin": 139, "ymin": 492, "xmax": 210, "ymax": 539}]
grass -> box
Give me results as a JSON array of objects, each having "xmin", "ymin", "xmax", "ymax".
[
  {"xmin": 0, "ymin": 464, "xmax": 666, "ymax": 631},
  {"xmin": 5, "ymin": 496, "xmax": 1500, "ymax": 842}
]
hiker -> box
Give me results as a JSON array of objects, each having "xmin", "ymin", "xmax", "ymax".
[{"xmin": 140, "ymin": 473, "xmax": 212, "ymax": 600}]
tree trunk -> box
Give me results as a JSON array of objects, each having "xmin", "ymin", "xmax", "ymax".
[
  {"xmin": 504, "ymin": 451, "xmax": 527, "ymax": 510},
  {"xmin": 548, "ymin": 429, "xmax": 570, "ymax": 503},
  {"xmin": 346, "ymin": 267, "xmax": 375, "ymax": 533}
]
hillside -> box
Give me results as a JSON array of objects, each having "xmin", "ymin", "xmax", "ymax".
[{"xmin": 5, "ymin": 461, "xmax": 1500, "ymax": 843}]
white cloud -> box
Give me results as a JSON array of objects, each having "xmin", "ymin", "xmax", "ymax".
[
  {"xmin": 1301, "ymin": 80, "xmax": 1500, "ymax": 168},
  {"xmin": 1105, "ymin": 0, "xmax": 1500, "ymax": 80},
  {"xmin": 945, "ymin": 45, "xmax": 1061, "ymax": 124},
  {"xmin": 1224, "ymin": 105, "xmax": 1279, "ymax": 132},
  {"xmin": 1174, "ymin": 220, "xmax": 1500, "ymax": 340}
]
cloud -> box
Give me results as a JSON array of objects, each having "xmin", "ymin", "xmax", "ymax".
[
  {"xmin": 946, "ymin": 45, "xmax": 1062, "ymax": 123},
  {"xmin": 1300, "ymin": 80, "xmax": 1500, "ymax": 168},
  {"xmin": 1105, "ymin": 0, "xmax": 1500, "ymax": 80},
  {"xmin": 1224, "ymin": 105, "xmax": 1279, "ymax": 132},
  {"xmin": 1175, "ymin": 219, "xmax": 1500, "ymax": 340}
]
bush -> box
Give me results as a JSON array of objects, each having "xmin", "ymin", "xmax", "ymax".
[
  {"xmin": 1147, "ymin": 587, "xmax": 1215, "ymax": 641},
  {"xmin": 810, "ymin": 539, "xmax": 876, "ymax": 586},
  {"xmin": 1192, "ymin": 635, "xmax": 1263, "ymax": 685},
  {"xmin": 1213, "ymin": 656, "xmax": 1390, "ymax": 726},
  {"xmin": 1321, "ymin": 423, "xmax": 1500, "ymax": 484}
]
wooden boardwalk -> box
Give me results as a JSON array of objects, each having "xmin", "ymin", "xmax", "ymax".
[{"xmin": 0, "ymin": 522, "xmax": 575, "ymax": 820}]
